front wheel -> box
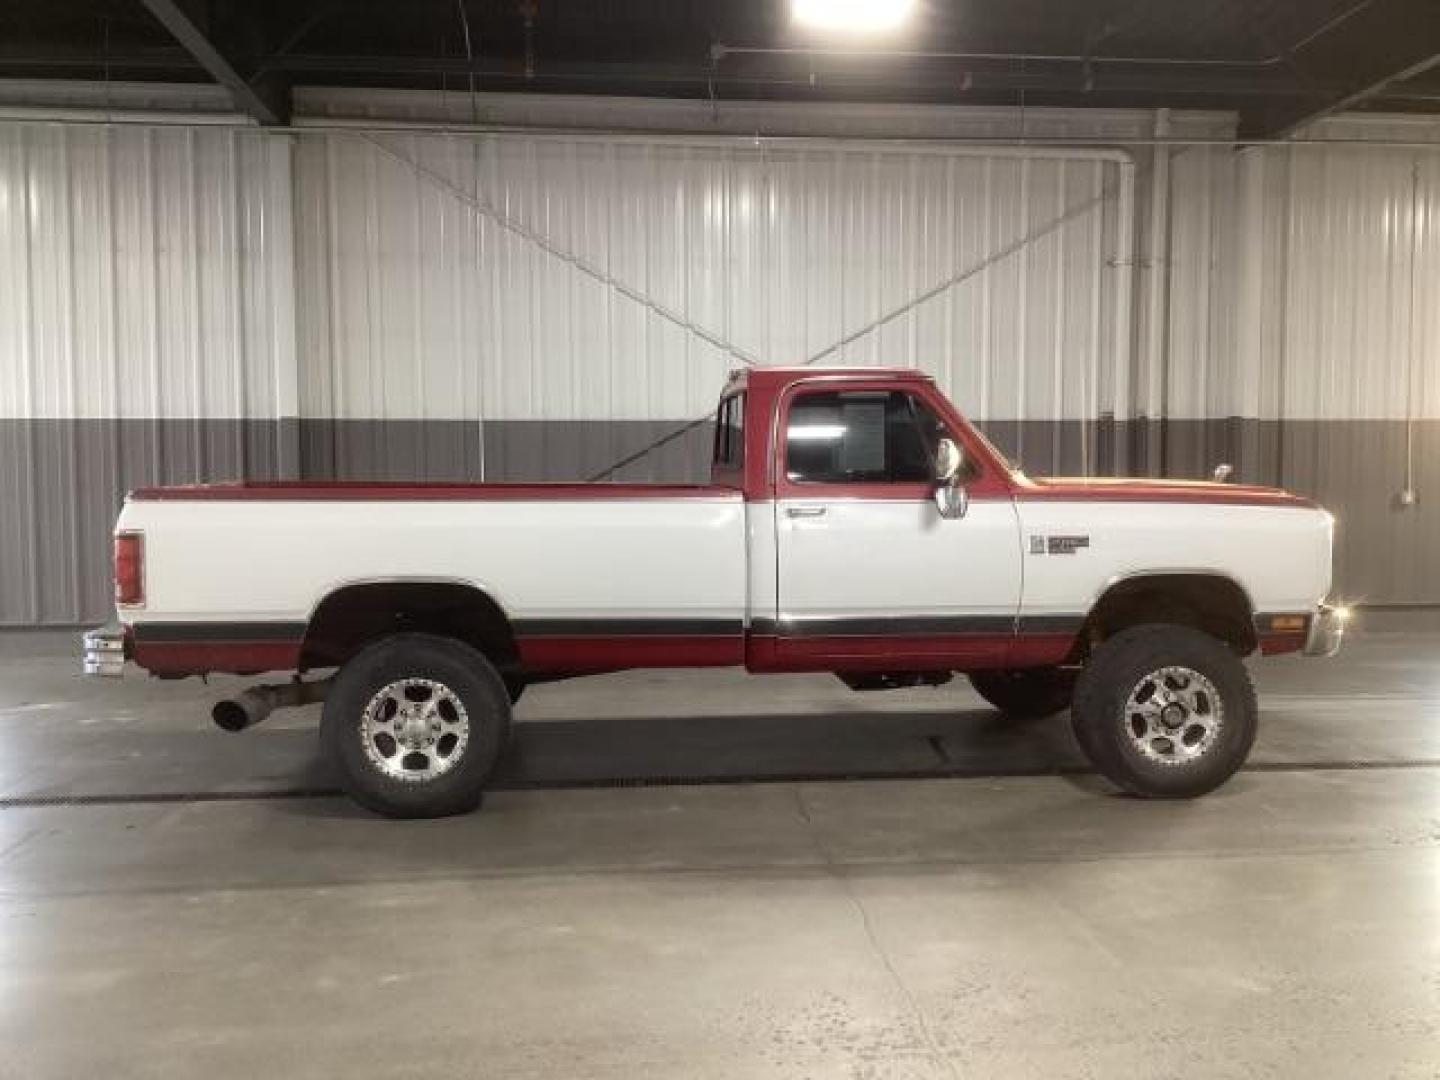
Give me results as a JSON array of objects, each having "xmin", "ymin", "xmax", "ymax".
[
  {"xmin": 969, "ymin": 667, "xmax": 1076, "ymax": 719},
  {"xmin": 321, "ymin": 633, "xmax": 511, "ymax": 818},
  {"xmin": 1071, "ymin": 624, "xmax": 1257, "ymax": 798}
]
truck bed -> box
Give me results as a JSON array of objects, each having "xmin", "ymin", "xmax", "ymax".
[{"xmin": 119, "ymin": 482, "xmax": 747, "ymax": 675}]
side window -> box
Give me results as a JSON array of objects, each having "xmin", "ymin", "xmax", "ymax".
[
  {"xmin": 713, "ymin": 393, "xmax": 745, "ymax": 469},
  {"xmin": 786, "ymin": 390, "xmax": 954, "ymax": 484}
]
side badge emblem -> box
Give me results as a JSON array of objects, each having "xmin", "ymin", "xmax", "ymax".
[{"xmin": 1030, "ymin": 535, "xmax": 1090, "ymax": 555}]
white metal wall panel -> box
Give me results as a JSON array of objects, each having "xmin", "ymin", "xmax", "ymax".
[
  {"xmin": 1275, "ymin": 145, "xmax": 1440, "ymax": 421},
  {"xmin": 1163, "ymin": 145, "xmax": 1237, "ymax": 420},
  {"xmin": 0, "ymin": 123, "xmax": 293, "ymax": 420},
  {"xmin": 1164, "ymin": 138, "xmax": 1440, "ymax": 422},
  {"xmin": 294, "ymin": 130, "xmax": 1127, "ymax": 424}
]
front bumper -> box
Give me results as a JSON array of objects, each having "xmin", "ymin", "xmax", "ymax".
[
  {"xmin": 82, "ymin": 625, "xmax": 128, "ymax": 676},
  {"xmin": 1303, "ymin": 602, "xmax": 1348, "ymax": 658}
]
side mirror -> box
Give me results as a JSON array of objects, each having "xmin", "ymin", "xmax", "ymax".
[
  {"xmin": 933, "ymin": 438, "xmax": 969, "ymax": 519},
  {"xmin": 934, "ymin": 437, "xmax": 964, "ymax": 483}
]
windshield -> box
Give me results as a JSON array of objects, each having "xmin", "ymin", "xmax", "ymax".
[{"xmin": 967, "ymin": 420, "xmax": 1023, "ymax": 479}]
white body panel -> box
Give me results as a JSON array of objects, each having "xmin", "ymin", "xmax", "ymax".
[
  {"xmin": 120, "ymin": 497, "xmax": 747, "ymax": 626},
  {"xmin": 775, "ymin": 498, "xmax": 1023, "ymax": 622},
  {"xmin": 745, "ymin": 502, "xmax": 779, "ymax": 626},
  {"xmin": 1014, "ymin": 501, "xmax": 1334, "ymax": 617},
  {"xmin": 117, "ymin": 489, "xmax": 1335, "ymax": 654}
]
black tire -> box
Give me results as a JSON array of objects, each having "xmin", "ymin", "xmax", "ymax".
[
  {"xmin": 321, "ymin": 633, "xmax": 510, "ymax": 819},
  {"xmin": 1072, "ymin": 623, "xmax": 1257, "ymax": 798},
  {"xmin": 503, "ymin": 675, "xmax": 526, "ymax": 705},
  {"xmin": 969, "ymin": 667, "xmax": 1076, "ymax": 719}
]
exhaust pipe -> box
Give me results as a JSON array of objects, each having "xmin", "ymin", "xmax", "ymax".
[{"xmin": 212, "ymin": 678, "xmax": 332, "ymax": 733}]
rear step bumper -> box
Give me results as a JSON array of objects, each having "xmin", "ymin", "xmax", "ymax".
[{"xmin": 82, "ymin": 625, "xmax": 128, "ymax": 677}]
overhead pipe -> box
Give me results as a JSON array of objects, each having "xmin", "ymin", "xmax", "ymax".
[
  {"xmin": 1144, "ymin": 109, "xmax": 1174, "ymax": 478},
  {"xmin": 711, "ymin": 44, "xmax": 1292, "ymax": 69},
  {"xmin": 710, "ymin": 0, "xmax": 1377, "ymax": 70},
  {"xmin": 0, "ymin": 104, "xmax": 256, "ymax": 126}
]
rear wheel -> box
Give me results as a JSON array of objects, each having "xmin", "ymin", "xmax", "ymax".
[
  {"xmin": 969, "ymin": 667, "xmax": 1076, "ymax": 719},
  {"xmin": 321, "ymin": 633, "xmax": 510, "ymax": 818},
  {"xmin": 1071, "ymin": 623, "xmax": 1256, "ymax": 798}
]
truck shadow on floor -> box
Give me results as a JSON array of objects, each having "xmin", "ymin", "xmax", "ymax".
[
  {"xmin": 490, "ymin": 707, "xmax": 1091, "ymax": 790},
  {"xmin": 272, "ymin": 705, "xmax": 1110, "ymax": 820},
  {"xmin": 0, "ymin": 706, "xmax": 1101, "ymax": 810}
]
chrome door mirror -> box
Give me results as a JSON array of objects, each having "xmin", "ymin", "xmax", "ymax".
[
  {"xmin": 934, "ymin": 482, "xmax": 969, "ymax": 519},
  {"xmin": 934, "ymin": 437, "xmax": 964, "ymax": 483},
  {"xmin": 932, "ymin": 438, "xmax": 969, "ymax": 520}
]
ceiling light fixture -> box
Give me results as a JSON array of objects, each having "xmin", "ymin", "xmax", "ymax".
[{"xmin": 792, "ymin": 0, "xmax": 916, "ymax": 33}]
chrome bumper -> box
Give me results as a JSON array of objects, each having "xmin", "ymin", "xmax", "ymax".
[
  {"xmin": 1303, "ymin": 603, "xmax": 1348, "ymax": 658},
  {"xmin": 82, "ymin": 625, "xmax": 127, "ymax": 677}
]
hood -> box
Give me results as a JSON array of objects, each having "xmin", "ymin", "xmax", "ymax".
[{"xmin": 1015, "ymin": 475, "xmax": 1318, "ymax": 509}]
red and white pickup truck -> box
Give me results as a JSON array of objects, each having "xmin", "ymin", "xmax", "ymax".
[{"xmin": 84, "ymin": 366, "xmax": 1345, "ymax": 817}]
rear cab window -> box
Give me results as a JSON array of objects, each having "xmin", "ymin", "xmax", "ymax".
[{"xmin": 710, "ymin": 391, "xmax": 747, "ymax": 490}]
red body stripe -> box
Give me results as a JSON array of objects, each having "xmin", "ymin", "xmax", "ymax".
[
  {"xmin": 1014, "ymin": 478, "xmax": 1317, "ymax": 509},
  {"xmin": 518, "ymin": 635, "xmax": 744, "ymax": 671},
  {"xmin": 1004, "ymin": 634, "xmax": 1078, "ymax": 668},
  {"xmin": 755, "ymin": 634, "xmax": 1073, "ymax": 672},
  {"xmin": 130, "ymin": 481, "xmax": 738, "ymax": 502},
  {"xmin": 764, "ymin": 634, "xmax": 1008, "ymax": 670},
  {"xmin": 132, "ymin": 475, "xmax": 1311, "ymax": 510},
  {"xmin": 132, "ymin": 640, "xmax": 303, "ymax": 676},
  {"xmin": 128, "ymin": 632, "xmax": 1079, "ymax": 676}
]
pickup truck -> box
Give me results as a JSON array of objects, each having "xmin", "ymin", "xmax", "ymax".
[{"xmin": 83, "ymin": 365, "xmax": 1346, "ymax": 818}]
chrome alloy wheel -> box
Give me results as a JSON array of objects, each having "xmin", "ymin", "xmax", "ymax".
[
  {"xmin": 360, "ymin": 678, "xmax": 471, "ymax": 782},
  {"xmin": 1123, "ymin": 666, "xmax": 1224, "ymax": 765}
]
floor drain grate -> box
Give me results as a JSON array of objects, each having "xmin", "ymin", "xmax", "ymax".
[
  {"xmin": 0, "ymin": 788, "xmax": 343, "ymax": 809},
  {"xmin": 0, "ymin": 759, "xmax": 1437, "ymax": 810}
]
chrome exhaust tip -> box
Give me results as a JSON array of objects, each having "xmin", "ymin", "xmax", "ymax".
[{"xmin": 211, "ymin": 679, "xmax": 331, "ymax": 733}]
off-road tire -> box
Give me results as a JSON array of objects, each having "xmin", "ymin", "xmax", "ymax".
[
  {"xmin": 321, "ymin": 633, "xmax": 510, "ymax": 818},
  {"xmin": 1071, "ymin": 623, "xmax": 1257, "ymax": 798}
]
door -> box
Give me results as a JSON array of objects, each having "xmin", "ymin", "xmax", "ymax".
[{"xmin": 773, "ymin": 382, "xmax": 1023, "ymax": 668}]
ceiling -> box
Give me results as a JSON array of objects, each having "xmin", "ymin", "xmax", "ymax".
[{"xmin": 3, "ymin": 0, "xmax": 1440, "ymax": 136}]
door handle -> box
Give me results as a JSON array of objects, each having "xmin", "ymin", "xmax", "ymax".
[{"xmin": 785, "ymin": 506, "xmax": 828, "ymax": 518}]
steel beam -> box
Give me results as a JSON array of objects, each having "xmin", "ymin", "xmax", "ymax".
[
  {"xmin": 1238, "ymin": 0, "xmax": 1440, "ymax": 139},
  {"xmin": 137, "ymin": 0, "xmax": 287, "ymax": 124}
]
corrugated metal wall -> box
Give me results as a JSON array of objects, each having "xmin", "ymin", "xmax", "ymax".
[
  {"xmin": 0, "ymin": 122, "xmax": 296, "ymax": 625},
  {"xmin": 2, "ymin": 89, "xmax": 1439, "ymax": 625},
  {"xmin": 0, "ymin": 124, "xmax": 295, "ymax": 420},
  {"xmin": 291, "ymin": 129, "xmax": 1129, "ymax": 487},
  {"xmin": 1156, "ymin": 127, "xmax": 1440, "ymax": 603},
  {"xmin": 1162, "ymin": 136, "xmax": 1440, "ymax": 422},
  {"xmin": 294, "ymin": 132, "xmax": 1128, "ymax": 420}
]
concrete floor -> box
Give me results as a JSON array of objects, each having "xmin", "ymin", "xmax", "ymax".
[{"xmin": 1, "ymin": 635, "xmax": 1439, "ymax": 1078}]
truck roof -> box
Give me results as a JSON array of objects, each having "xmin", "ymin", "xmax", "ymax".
[{"xmin": 724, "ymin": 365, "xmax": 934, "ymax": 392}]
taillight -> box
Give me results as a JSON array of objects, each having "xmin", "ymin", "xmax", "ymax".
[{"xmin": 115, "ymin": 532, "xmax": 144, "ymax": 606}]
